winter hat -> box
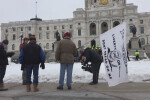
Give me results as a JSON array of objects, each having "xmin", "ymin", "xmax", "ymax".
[
  {"xmin": 23, "ymin": 37, "xmax": 28, "ymax": 42},
  {"xmin": 64, "ymin": 32, "xmax": 71, "ymax": 38},
  {"xmin": 29, "ymin": 35, "xmax": 36, "ymax": 41},
  {"xmin": 2, "ymin": 40, "xmax": 9, "ymax": 45}
]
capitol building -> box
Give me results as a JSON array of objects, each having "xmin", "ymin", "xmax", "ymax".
[{"xmin": 1, "ymin": 0, "xmax": 150, "ymax": 60}]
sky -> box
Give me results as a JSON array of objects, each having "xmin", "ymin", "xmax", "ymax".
[{"xmin": 0, "ymin": 0, "xmax": 150, "ymax": 41}]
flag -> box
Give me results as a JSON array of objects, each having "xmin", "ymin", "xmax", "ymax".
[{"xmin": 100, "ymin": 22, "xmax": 128, "ymax": 87}]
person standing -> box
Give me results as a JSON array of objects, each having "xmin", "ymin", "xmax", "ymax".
[
  {"xmin": 19, "ymin": 35, "xmax": 45, "ymax": 92},
  {"xmin": 0, "ymin": 40, "xmax": 15, "ymax": 91},
  {"xmin": 55, "ymin": 32, "xmax": 77, "ymax": 90},
  {"xmin": 81, "ymin": 47, "xmax": 102, "ymax": 85},
  {"xmin": 135, "ymin": 50, "xmax": 140, "ymax": 60},
  {"xmin": 20, "ymin": 37, "xmax": 28, "ymax": 85}
]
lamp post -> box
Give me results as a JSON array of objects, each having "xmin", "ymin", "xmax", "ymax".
[{"xmin": 20, "ymin": 33, "xmax": 23, "ymax": 44}]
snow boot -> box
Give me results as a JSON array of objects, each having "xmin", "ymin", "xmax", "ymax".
[
  {"xmin": 33, "ymin": 84, "xmax": 39, "ymax": 92},
  {"xmin": 0, "ymin": 84, "xmax": 8, "ymax": 91},
  {"xmin": 26, "ymin": 84, "xmax": 31, "ymax": 92}
]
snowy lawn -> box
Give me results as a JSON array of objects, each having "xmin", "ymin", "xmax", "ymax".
[{"xmin": 4, "ymin": 59, "xmax": 150, "ymax": 83}]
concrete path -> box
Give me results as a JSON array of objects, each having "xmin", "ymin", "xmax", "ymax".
[{"xmin": 0, "ymin": 82, "xmax": 150, "ymax": 100}]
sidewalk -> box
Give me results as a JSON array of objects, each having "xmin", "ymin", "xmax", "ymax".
[{"xmin": 0, "ymin": 82, "xmax": 150, "ymax": 100}]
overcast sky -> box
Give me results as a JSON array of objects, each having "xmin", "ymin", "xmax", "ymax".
[{"xmin": 0, "ymin": 0, "xmax": 150, "ymax": 41}]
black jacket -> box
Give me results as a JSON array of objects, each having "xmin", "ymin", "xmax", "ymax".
[
  {"xmin": 0, "ymin": 44, "xmax": 14, "ymax": 66},
  {"xmin": 22, "ymin": 42, "xmax": 42, "ymax": 65},
  {"xmin": 83, "ymin": 48, "xmax": 102, "ymax": 65}
]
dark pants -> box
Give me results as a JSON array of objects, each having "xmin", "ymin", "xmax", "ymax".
[
  {"xmin": 136, "ymin": 55, "xmax": 139, "ymax": 60},
  {"xmin": 26, "ymin": 65, "xmax": 39, "ymax": 85},
  {"xmin": 92, "ymin": 62, "xmax": 101, "ymax": 84},
  {"xmin": 0, "ymin": 65, "xmax": 7, "ymax": 84}
]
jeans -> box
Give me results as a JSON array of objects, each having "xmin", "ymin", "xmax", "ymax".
[
  {"xmin": 59, "ymin": 63, "xmax": 73, "ymax": 87},
  {"xmin": 26, "ymin": 65, "xmax": 39, "ymax": 85},
  {"xmin": 0, "ymin": 65, "xmax": 7, "ymax": 84}
]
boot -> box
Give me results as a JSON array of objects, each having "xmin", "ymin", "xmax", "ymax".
[
  {"xmin": 26, "ymin": 84, "xmax": 31, "ymax": 92},
  {"xmin": 33, "ymin": 84, "xmax": 39, "ymax": 92},
  {"xmin": 0, "ymin": 84, "xmax": 8, "ymax": 91}
]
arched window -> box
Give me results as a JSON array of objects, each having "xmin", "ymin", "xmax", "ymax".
[
  {"xmin": 113, "ymin": 21, "xmax": 120, "ymax": 27},
  {"xmin": 39, "ymin": 43, "xmax": 42, "ymax": 47},
  {"xmin": 141, "ymin": 38, "xmax": 145, "ymax": 45},
  {"xmin": 90, "ymin": 23, "xmax": 96, "ymax": 35},
  {"xmin": 101, "ymin": 22, "xmax": 108, "ymax": 34},
  {"xmin": 12, "ymin": 44, "xmax": 15, "ymax": 50},
  {"xmin": 78, "ymin": 40, "xmax": 81, "ymax": 48},
  {"xmin": 46, "ymin": 43, "xmax": 49, "ymax": 49}
]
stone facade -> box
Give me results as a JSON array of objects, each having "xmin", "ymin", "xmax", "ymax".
[{"xmin": 1, "ymin": 0, "xmax": 150, "ymax": 54}]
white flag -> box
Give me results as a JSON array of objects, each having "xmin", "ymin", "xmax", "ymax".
[{"xmin": 100, "ymin": 22, "xmax": 128, "ymax": 87}]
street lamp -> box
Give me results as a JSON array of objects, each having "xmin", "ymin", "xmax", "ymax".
[{"xmin": 20, "ymin": 33, "xmax": 23, "ymax": 44}]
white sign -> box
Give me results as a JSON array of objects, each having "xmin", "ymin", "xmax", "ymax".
[{"xmin": 100, "ymin": 22, "xmax": 128, "ymax": 87}]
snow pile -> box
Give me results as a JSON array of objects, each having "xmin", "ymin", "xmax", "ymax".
[{"xmin": 4, "ymin": 59, "xmax": 150, "ymax": 83}]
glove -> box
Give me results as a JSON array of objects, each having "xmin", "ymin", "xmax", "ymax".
[
  {"xmin": 40, "ymin": 63, "xmax": 45, "ymax": 69},
  {"xmin": 7, "ymin": 52, "xmax": 15, "ymax": 57}
]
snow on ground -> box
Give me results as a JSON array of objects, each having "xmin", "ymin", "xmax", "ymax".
[{"xmin": 4, "ymin": 59, "xmax": 150, "ymax": 83}]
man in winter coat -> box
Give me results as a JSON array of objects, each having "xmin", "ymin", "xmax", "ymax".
[
  {"xmin": 55, "ymin": 32, "xmax": 77, "ymax": 90},
  {"xmin": 20, "ymin": 37, "xmax": 28, "ymax": 85},
  {"xmin": 0, "ymin": 40, "xmax": 15, "ymax": 91},
  {"xmin": 19, "ymin": 35, "xmax": 45, "ymax": 92},
  {"xmin": 81, "ymin": 47, "xmax": 102, "ymax": 85}
]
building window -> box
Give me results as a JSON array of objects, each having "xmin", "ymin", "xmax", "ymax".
[
  {"xmin": 21, "ymin": 27, "xmax": 23, "ymax": 31},
  {"xmin": 78, "ymin": 29, "xmax": 81, "ymax": 36},
  {"xmin": 39, "ymin": 33, "xmax": 42, "ymax": 39},
  {"xmin": 78, "ymin": 23, "xmax": 80, "ymax": 25},
  {"xmin": 70, "ymin": 25, "xmax": 73, "ymax": 29},
  {"xmin": 13, "ymin": 34, "xmax": 16, "ymax": 40},
  {"xmin": 62, "ymin": 32, "xmax": 65, "ymax": 38},
  {"xmin": 94, "ymin": 0, "xmax": 97, "ymax": 3},
  {"xmin": 5, "ymin": 34, "xmax": 8, "ymax": 40},
  {"xmin": 12, "ymin": 44, "xmax": 15, "ymax": 50},
  {"xmin": 28, "ymin": 33, "xmax": 31, "ymax": 38},
  {"xmin": 39, "ymin": 27, "xmax": 42, "ymax": 31},
  {"xmin": 46, "ymin": 33, "xmax": 50, "ymax": 39},
  {"xmin": 5, "ymin": 29, "xmax": 8, "ymax": 33},
  {"xmin": 130, "ymin": 19, "xmax": 132, "ymax": 21},
  {"xmin": 39, "ymin": 43, "xmax": 42, "ymax": 47},
  {"xmin": 62, "ymin": 25, "xmax": 65, "ymax": 29},
  {"xmin": 140, "ymin": 27, "xmax": 144, "ymax": 34},
  {"xmin": 46, "ymin": 43, "xmax": 49, "ymax": 49},
  {"xmin": 129, "ymin": 26, "xmax": 133, "ymax": 33},
  {"xmin": 47, "ymin": 26, "xmax": 49, "ymax": 30},
  {"xmin": 12, "ymin": 27, "xmax": 16, "ymax": 32},
  {"xmin": 28, "ymin": 27, "xmax": 31, "ymax": 31},
  {"xmin": 90, "ymin": 23, "xmax": 96, "ymax": 35},
  {"xmin": 70, "ymin": 31, "xmax": 73, "ymax": 38},
  {"xmin": 78, "ymin": 40, "xmax": 81, "ymax": 48},
  {"xmin": 141, "ymin": 38, "xmax": 145, "ymax": 45},
  {"xmin": 140, "ymin": 20, "xmax": 143, "ymax": 24},
  {"xmin": 54, "ymin": 26, "xmax": 57, "ymax": 30}
]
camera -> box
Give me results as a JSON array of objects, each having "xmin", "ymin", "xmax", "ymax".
[{"xmin": 82, "ymin": 64, "xmax": 93, "ymax": 73}]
